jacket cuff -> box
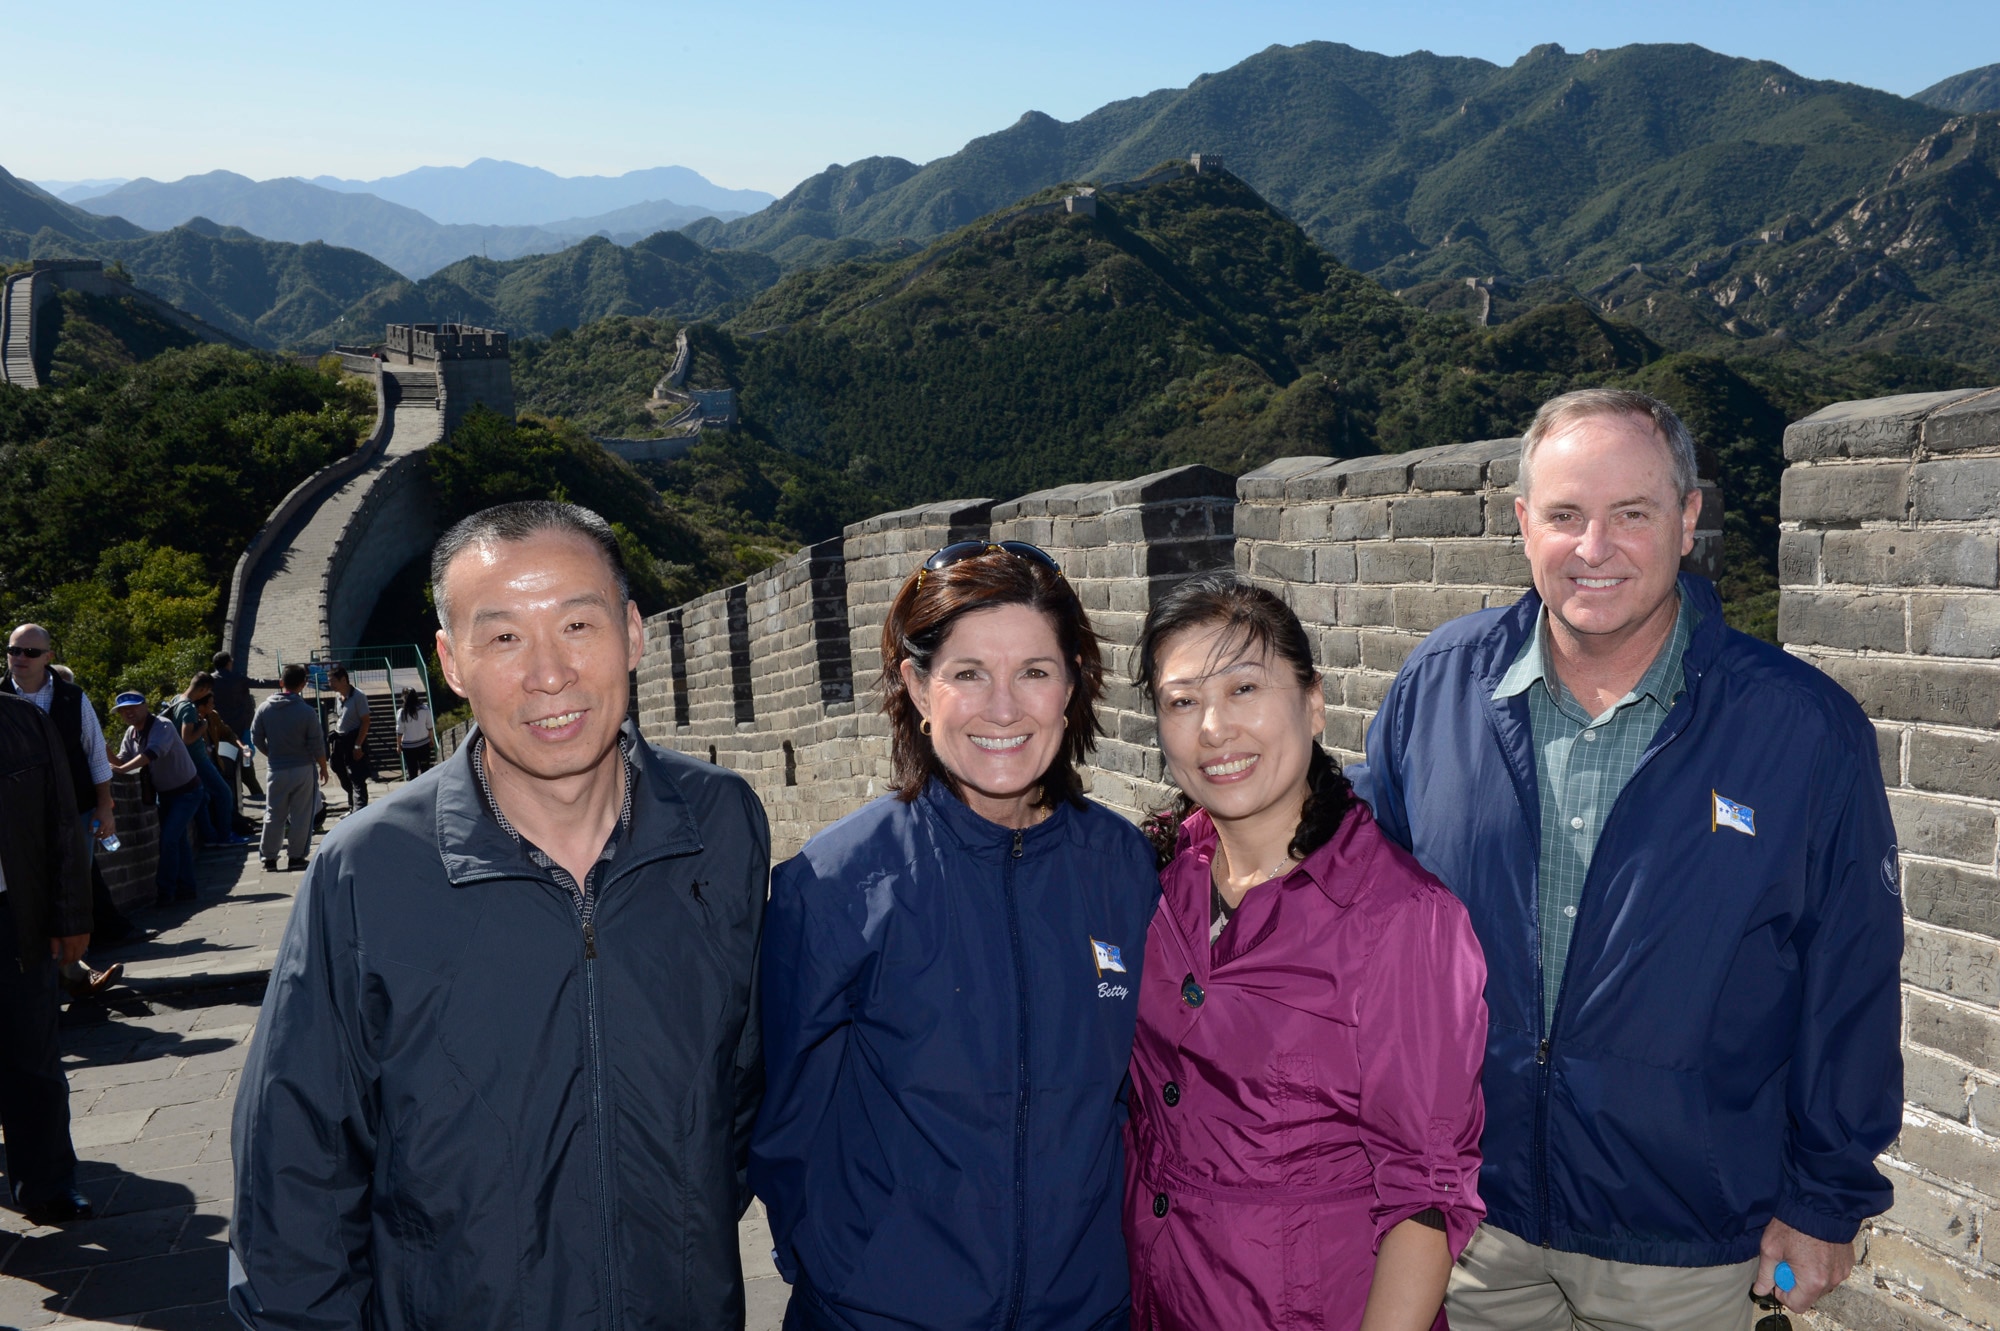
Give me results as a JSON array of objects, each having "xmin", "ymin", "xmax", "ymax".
[
  {"xmin": 1373, "ymin": 1197, "xmax": 1483, "ymax": 1260},
  {"xmin": 1773, "ymin": 1194, "xmax": 1862, "ymax": 1246}
]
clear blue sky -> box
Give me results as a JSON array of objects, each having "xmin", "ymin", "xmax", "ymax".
[{"xmin": 11, "ymin": 0, "xmax": 1995, "ymax": 196}]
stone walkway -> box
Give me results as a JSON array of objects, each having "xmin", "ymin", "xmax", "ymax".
[{"xmin": 0, "ymin": 790, "xmax": 788, "ymax": 1328}]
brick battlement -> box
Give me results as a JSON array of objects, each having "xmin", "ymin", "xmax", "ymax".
[{"xmin": 629, "ymin": 393, "xmax": 2000, "ymax": 1326}]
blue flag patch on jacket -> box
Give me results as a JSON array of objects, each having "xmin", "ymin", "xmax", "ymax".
[
  {"xmin": 1091, "ymin": 938, "xmax": 1126, "ymax": 974},
  {"xmin": 1712, "ymin": 791, "xmax": 1756, "ymax": 837}
]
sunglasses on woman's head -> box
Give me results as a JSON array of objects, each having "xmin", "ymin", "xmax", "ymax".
[{"xmin": 917, "ymin": 541, "xmax": 1063, "ymax": 586}]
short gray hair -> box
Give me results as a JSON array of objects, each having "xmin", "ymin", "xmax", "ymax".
[
  {"xmin": 431, "ymin": 501, "xmax": 630, "ymax": 637},
  {"xmin": 1518, "ymin": 389, "xmax": 1699, "ymax": 500}
]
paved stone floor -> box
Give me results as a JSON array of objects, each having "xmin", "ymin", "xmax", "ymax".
[{"xmin": 0, "ymin": 790, "xmax": 788, "ymax": 1329}]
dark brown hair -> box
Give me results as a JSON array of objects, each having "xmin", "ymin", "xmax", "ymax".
[
  {"xmin": 881, "ymin": 549, "xmax": 1105, "ymax": 807},
  {"xmin": 1134, "ymin": 575, "xmax": 1354, "ymax": 868}
]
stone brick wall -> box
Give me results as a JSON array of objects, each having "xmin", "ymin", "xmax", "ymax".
[
  {"xmin": 96, "ymin": 772, "xmax": 160, "ymax": 913},
  {"xmin": 988, "ymin": 465, "xmax": 1237, "ymax": 817},
  {"xmin": 1235, "ymin": 438, "xmax": 1723, "ymax": 767},
  {"xmin": 626, "ymin": 404, "xmax": 1995, "ymax": 1323},
  {"xmin": 1780, "ymin": 386, "xmax": 2000, "ymax": 1331}
]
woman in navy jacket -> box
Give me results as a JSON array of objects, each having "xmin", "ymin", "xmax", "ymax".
[{"xmin": 752, "ymin": 541, "xmax": 1159, "ymax": 1331}]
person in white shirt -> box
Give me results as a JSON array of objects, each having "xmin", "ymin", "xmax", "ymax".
[{"xmin": 396, "ymin": 688, "xmax": 436, "ymax": 778}]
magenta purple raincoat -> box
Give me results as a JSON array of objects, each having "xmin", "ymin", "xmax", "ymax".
[{"xmin": 1123, "ymin": 802, "xmax": 1489, "ymax": 1331}]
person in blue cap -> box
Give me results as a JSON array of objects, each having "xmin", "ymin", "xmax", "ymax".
[{"xmin": 110, "ymin": 690, "xmax": 206, "ymax": 905}]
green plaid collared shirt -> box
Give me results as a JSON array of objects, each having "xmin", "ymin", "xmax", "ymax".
[{"xmin": 1493, "ymin": 595, "xmax": 1694, "ymax": 1029}]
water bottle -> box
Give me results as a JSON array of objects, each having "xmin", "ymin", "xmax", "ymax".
[{"xmin": 97, "ymin": 831, "xmax": 121, "ymax": 854}]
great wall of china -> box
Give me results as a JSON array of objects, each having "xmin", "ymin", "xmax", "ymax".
[{"xmin": 30, "ymin": 165, "xmax": 1998, "ymax": 1323}]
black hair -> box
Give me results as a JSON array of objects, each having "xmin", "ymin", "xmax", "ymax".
[
  {"xmin": 1133, "ymin": 574, "xmax": 1355, "ymax": 869},
  {"xmin": 400, "ymin": 687, "xmax": 424, "ymax": 721},
  {"xmin": 431, "ymin": 500, "xmax": 630, "ymax": 637}
]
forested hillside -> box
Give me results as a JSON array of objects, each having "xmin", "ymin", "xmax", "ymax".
[
  {"xmin": 687, "ymin": 42, "xmax": 2000, "ymax": 371},
  {"xmin": 587, "ymin": 169, "xmax": 1982, "ymax": 640}
]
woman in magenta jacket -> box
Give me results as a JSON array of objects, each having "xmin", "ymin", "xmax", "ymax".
[{"xmin": 1123, "ymin": 576, "xmax": 1489, "ymax": 1331}]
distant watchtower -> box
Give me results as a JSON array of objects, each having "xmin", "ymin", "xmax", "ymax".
[
  {"xmin": 379, "ymin": 323, "xmax": 514, "ymax": 435},
  {"xmin": 1189, "ymin": 153, "xmax": 1226, "ymax": 174}
]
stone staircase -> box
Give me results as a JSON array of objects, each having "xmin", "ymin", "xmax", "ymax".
[
  {"xmin": 0, "ymin": 271, "xmax": 44, "ymax": 389},
  {"xmin": 234, "ymin": 367, "xmax": 444, "ymax": 678}
]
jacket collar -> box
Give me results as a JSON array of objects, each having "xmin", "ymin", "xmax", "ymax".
[
  {"xmin": 918, "ymin": 777, "xmax": 1075, "ymax": 859},
  {"xmin": 435, "ymin": 722, "xmax": 704, "ymax": 886},
  {"xmin": 1473, "ymin": 572, "xmax": 1724, "ymax": 699}
]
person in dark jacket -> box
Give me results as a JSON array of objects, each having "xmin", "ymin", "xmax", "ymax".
[
  {"xmin": 230, "ymin": 501, "xmax": 768, "ymax": 1330},
  {"xmin": 753, "ymin": 540, "xmax": 1159, "ymax": 1331},
  {"xmin": 0, "ymin": 692, "xmax": 95, "ymax": 1223},
  {"xmin": 1351, "ymin": 390, "xmax": 1902, "ymax": 1328}
]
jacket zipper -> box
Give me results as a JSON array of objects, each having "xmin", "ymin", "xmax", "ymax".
[
  {"xmin": 565, "ymin": 874, "xmax": 621, "ymax": 1329},
  {"xmin": 1529, "ymin": 669, "xmax": 1702, "ymax": 1252},
  {"xmin": 1003, "ymin": 827, "xmax": 1029, "ymax": 1331}
]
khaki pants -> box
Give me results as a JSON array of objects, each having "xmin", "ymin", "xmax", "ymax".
[{"xmin": 1447, "ymin": 1224, "xmax": 1761, "ymax": 1331}]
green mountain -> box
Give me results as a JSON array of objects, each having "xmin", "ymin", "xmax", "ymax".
[
  {"xmin": 0, "ymin": 165, "xmax": 146, "ymax": 253},
  {"xmin": 604, "ymin": 169, "xmax": 1975, "ymax": 640},
  {"xmin": 309, "ymin": 230, "xmax": 780, "ymax": 345},
  {"xmin": 689, "ymin": 41, "xmax": 2000, "ymax": 367},
  {"xmin": 1916, "ymin": 64, "xmax": 2000, "ymax": 113}
]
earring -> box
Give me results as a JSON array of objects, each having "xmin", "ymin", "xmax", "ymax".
[{"xmin": 920, "ymin": 717, "xmax": 932, "ymax": 736}]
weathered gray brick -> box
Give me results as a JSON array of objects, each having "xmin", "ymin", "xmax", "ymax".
[
  {"xmin": 1355, "ymin": 543, "xmax": 1434, "ymax": 584},
  {"xmin": 1910, "ymin": 594, "xmax": 2000, "ymax": 659},
  {"xmin": 1903, "ymin": 1045, "xmax": 1974, "ymax": 1123},
  {"xmin": 1360, "ymin": 631, "xmax": 1419, "ymax": 673},
  {"xmin": 1905, "ymin": 918, "xmax": 2000, "ymax": 1006},
  {"xmin": 1911, "ymin": 729, "xmax": 2000, "ymax": 801},
  {"xmin": 1315, "ymin": 544, "xmax": 1357, "ymax": 584},
  {"xmin": 1922, "ymin": 387, "xmax": 2000, "ymax": 455},
  {"xmin": 1389, "ymin": 494, "xmax": 1485, "ymax": 540},
  {"xmin": 1891, "ymin": 1115, "xmax": 2000, "ymax": 1198},
  {"xmin": 1286, "ymin": 583, "xmax": 1340, "ymax": 626},
  {"xmin": 1905, "ymin": 860, "xmax": 2000, "ymax": 940},
  {"xmin": 1811, "ymin": 654, "xmax": 2000, "ymax": 728},
  {"xmin": 1821, "ymin": 529, "xmax": 2000, "ymax": 589},
  {"xmin": 1779, "ymin": 462, "xmax": 1909, "ymax": 523},
  {"xmin": 1909, "ymin": 989, "xmax": 2000, "ymax": 1073},
  {"xmin": 1233, "ymin": 504, "xmax": 1281, "ymax": 541},
  {"xmin": 1339, "ymin": 454, "xmax": 1415, "ymax": 497},
  {"xmin": 1484, "ymin": 495, "xmax": 1521, "ymax": 537},
  {"xmin": 1238, "ymin": 455, "xmax": 1331, "ymax": 501},
  {"xmin": 1783, "ymin": 389, "xmax": 1986, "ymax": 461},
  {"xmin": 1912, "ymin": 457, "xmax": 2000, "ymax": 522},
  {"xmin": 1392, "ymin": 586, "xmax": 1486, "ymax": 633},
  {"xmin": 1280, "ymin": 505, "xmax": 1331, "ymax": 542},
  {"xmin": 1344, "ymin": 670, "xmax": 1393, "ymax": 713},
  {"xmin": 1250, "ymin": 542, "xmax": 1314, "ymax": 583},
  {"xmin": 1317, "ymin": 627, "xmax": 1361, "ymax": 670},
  {"xmin": 1778, "ymin": 531, "xmax": 1822, "ymax": 587},
  {"xmin": 1777, "ymin": 590, "xmax": 1906, "ymax": 652},
  {"xmin": 1433, "ymin": 541, "xmax": 1532, "ymax": 587},
  {"xmin": 1890, "ymin": 791, "xmax": 2000, "ymax": 866},
  {"xmin": 1338, "ymin": 586, "xmax": 1395, "ymax": 628},
  {"xmin": 1875, "ymin": 722, "xmax": 1906, "ymax": 787},
  {"xmin": 1331, "ymin": 500, "xmax": 1390, "ymax": 541}
]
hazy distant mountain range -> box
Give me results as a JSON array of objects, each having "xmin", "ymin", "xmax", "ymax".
[
  {"xmin": 71, "ymin": 171, "xmax": 747, "ymax": 278},
  {"xmin": 303, "ymin": 159, "xmax": 773, "ymax": 226}
]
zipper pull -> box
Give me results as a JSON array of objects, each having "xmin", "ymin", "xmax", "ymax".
[
  {"xmin": 1536, "ymin": 1039, "xmax": 1549, "ymax": 1065},
  {"xmin": 583, "ymin": 921, "xmax": 598, "ymax": 960},
  {"xmin": 1012, "ymin": 829, "xmax": 1024, "ymax": 859}
]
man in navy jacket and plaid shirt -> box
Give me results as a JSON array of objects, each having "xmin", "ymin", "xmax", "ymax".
[{"xmin": 1352, "ymin": 389, "xmax": 1902, "ymax": 1330}]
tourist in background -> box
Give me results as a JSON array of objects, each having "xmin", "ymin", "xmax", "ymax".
[
  {"xmin": 1123, "ymin": 578, "xmax": 1487, "ymax": 1331},
  {"xmin": 248, "ymin": 665, "xmax": 327, "ymax": 873},
  {"xmin": 169, "ymin": 672, "xmax": 245, "ymax": 847},
  {"xmin": 1351, "ymin": 390, "xmax": 1902, "ymax": 1326},
  {"xmin": 0, "ymin": 691, "xmax": 96, "ymax": 1223},
  {"xmin": 324, "ymin": 664, "xmax": 371, "ymax": 811},
  {"xmin": 754, "ymin": 540, "xmax": 1159, "ymax": 1331},
  {"xmin": 110, "ymin": 690, "xmax": 205, "ymax": 906},
  {"xmin": 210, "ymin": 650, "xmax": 263, "ymax": 803},
  {"xmin": 232, "ymin": 501, "xmax": 767, "ymax": 1328},
  {"xmin": 198, "ymin": 695, "xmax": 255, "ymax": 838},
  {"xmin": 396, "ymin": 687, "xmax": 434, "ymax": 778},
  {"xmin": 3, "ymin": 626, "xmax": 126, "ymax": 994}
]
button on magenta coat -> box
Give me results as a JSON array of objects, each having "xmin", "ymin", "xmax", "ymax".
[{"xmin": 1124, "ymin": 802, "xmax": 1489, "ymax": 1330}]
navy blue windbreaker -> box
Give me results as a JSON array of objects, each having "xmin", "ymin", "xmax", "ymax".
[
  {"xmin": 1352, "ymin": 574, "xmax": 1903, "ymax": 1267},
  {"xmin": 751, "ymin": 781, "xmax": 1159, "ymax": 1331}
]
